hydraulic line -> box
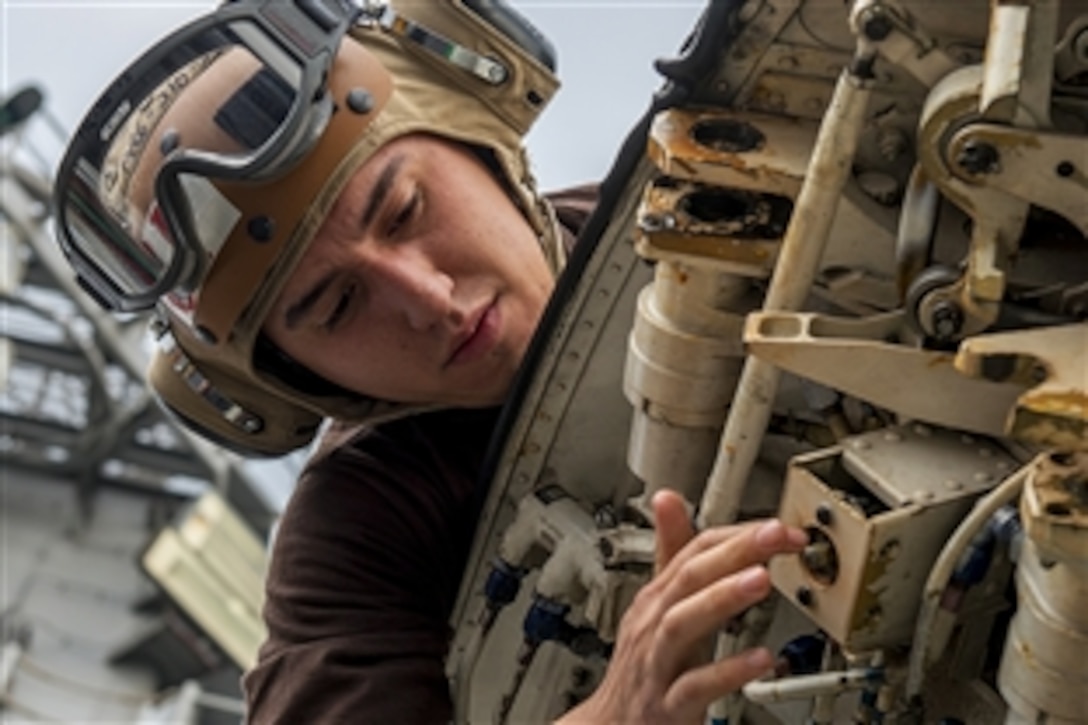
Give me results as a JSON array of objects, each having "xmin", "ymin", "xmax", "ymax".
[
  {"xmin": 743, "ymin": 667, "xmax": 883, "ymax": 704},
  {"xmin": 904, "ymin": 461, "xmax": 1032, "ymax": 701},
  {"xmin": 697, "ymin": 52, "xmax": 876, "ymax": 528}
]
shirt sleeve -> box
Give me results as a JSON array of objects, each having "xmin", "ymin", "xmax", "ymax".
[{"xmin": 242, "ymin": 415, "xmax": 485, "ymax": 724}]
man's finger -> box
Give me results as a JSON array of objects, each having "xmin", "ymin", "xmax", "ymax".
[
  {"xmin": 662, "ymin": 646, "xmax": 775, "ymax": 719},
  {"xmin": 652, "ymin": 489, "xmax": 695, "ymax": 575},
  {"xmin": 653, "ymin": 565, "xmax": 772, "ymax": 678},
  {"xmin": 661, "ymin": 520, "xmax": 806, "ymax": 604}
]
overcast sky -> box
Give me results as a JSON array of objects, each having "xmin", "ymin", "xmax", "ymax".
[{"xmin": 2, "ymin": 0, "xmax": 705, "ymax": 190}]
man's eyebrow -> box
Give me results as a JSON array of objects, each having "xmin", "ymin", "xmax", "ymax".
[
  {"xmin": 361, "ymin": 153, "xmax": 406, "ymax": 232},
  {"xmin": 283, "ymin": 153, "xmax": 408, "ymax": 330},
  {"xmin": 284, "ymin": 270, "xmax": 336, "ymax": 330}
]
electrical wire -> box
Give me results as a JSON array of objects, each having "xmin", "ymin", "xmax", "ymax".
[{"xmin": 904, "ymin": 459, "xmax": 1034, "ymax": 701}]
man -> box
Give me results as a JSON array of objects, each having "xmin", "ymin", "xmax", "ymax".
[{"xmin": 53, "ymin": 1, "xmax": 805, "ymax": 721}]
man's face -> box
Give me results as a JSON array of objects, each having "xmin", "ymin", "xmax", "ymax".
[{"xmin": 264, "ymin": 134, "xmax": 555, "ymax": 407}]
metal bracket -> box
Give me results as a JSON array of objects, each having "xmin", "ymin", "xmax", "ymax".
[
  {"xmin": 744, "ymin": 310, "xmax": 1028, "ymax": 436},
  {"xmin": 948, "ymin": 123, "xmax": 1088, "ymax": 236},
  {"xmin": 956, "ymin": 323, "xmax": 1088, "ymax": 451}
]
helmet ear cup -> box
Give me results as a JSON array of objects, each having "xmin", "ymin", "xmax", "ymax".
[
  {"xmin": 461, "ymin": 0, "xmax": 557, "ymax": 72},
  {"xmin": 148, "ymin": 344, "xmax": 323, "ymax": 458}
]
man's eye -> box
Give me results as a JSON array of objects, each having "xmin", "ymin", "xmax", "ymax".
[
  {"xmin": 385, "ymin": 191, "xmax": 419, "ymax": 238},
  {"xmin": 323, "ymin": 284, "xmax": 356, "ymax": 331}
]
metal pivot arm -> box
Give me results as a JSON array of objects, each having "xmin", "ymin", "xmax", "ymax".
[
  {"xmin": 849, "ymin": 0, "xmax": 959, "ymax": 87},
  {"xmin": 908, "ymin": 0, "xmax": 1062, "ymax": 338},
  {"xmin": 947, "ymin": 123, "xmax": 1088, "ymax": 237}
]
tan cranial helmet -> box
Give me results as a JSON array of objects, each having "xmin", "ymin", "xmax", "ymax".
[{"xmin": 59, "ymin": 1, "xmax": 562, "ymax": 456}]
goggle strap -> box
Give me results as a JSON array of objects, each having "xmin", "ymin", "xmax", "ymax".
[
  {"xmin": 158, "ymin": 330, "xmax": 264, "ymax": 434},
  {"xmin": 371, "ymin": 6, "xmax": 509, "ymax": 85}
]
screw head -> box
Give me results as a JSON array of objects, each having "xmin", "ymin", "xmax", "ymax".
[
  {"xmin": 345, "ymin": 88, "xmax": 375, "ymax": 114},
  {"xmin": 956, "ymin": 141, "xmax": 1000, "ymax": 175},
  {"xmin": 247, "ymin": 215, "xmax": 275, "ymax": 243},
  {"xmin": 931, "ymin": 301, "xmax": 964, "ymax": 341},
  {"xmin": 486, "ymin": 63, "xmax": 508, "ymax": 84},
  {"xmin": 796, "ymin": 586, "xmax": 815, "ymax": 607},
  {"xmin": 815, "ymin": 504, "xmax": 834, "ymax": 526},
  {"xmin": 159, "ymin": 128, "xmax": 181, "ymax": 155},
  {"xmin": 862, "ymin": 10, "xmax": 894, "ymax": 41}
]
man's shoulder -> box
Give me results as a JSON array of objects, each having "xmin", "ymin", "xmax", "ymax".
[
  {"xmin": 306, "ymin": 406, "xmax": 500, "ymax": 473},
  {"xmin": 546, "ymin": 183, "xmax": 599, "ymax": 252}
]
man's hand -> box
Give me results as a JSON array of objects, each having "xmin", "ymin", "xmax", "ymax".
[{"xmin": 558, "ymin": 489, "xmax": 807, "ymax": 724}]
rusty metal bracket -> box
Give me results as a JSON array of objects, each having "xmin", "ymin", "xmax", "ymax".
[
  {"xmin": 648, "ymin": 107, "xmax": 817, "ymax": 197},
  {"xmin": 956, "ymin": 323, "xmax": 1087, "ymax": 451},
  {"xmin": 635, "ymin": 179, "xmax": 787, "ymax": 277}
]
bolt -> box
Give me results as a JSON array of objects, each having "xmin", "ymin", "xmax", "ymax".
[
  {"xmin": 594, "ymin": 505, "xmax": 618, "ymax": 529},
  {"xmin": 640, "ymin": 214, "xmax": 662, "ymax": 232},
  {"xmin": 346, "ymin": 88, "xmax": 375, "ymax": 114},
  {"xmin": 816, "ymin": 504, "xmax": 834, "ymax": 526},
  {"xmin": 931, "ymin": 301, "xmax": 964, "ymax": 341},
  {"xmin": 861, "ymin": 8, "xmax": 894, "ymax": 41},
  {"xmin": 796, "ymin": 586, "xmax": 815, "ymax": 607},
  {"xmin": 956, "ymin": 141, "xmax": 1000, "ymax": 175},
  {"xmin": 1056, "ymin": 161, "xmax": 1076, "ymax": 177},
  {"xmin": 159, "ymin": 128, "xmax": 181, "ymax": 155},
  {"xmin": 247, "ymin": 215, "xmax": 275, "ymax": 243},
  {"xmin": 877, "ymin": 127, "xmax": 907, "ymax": 162},
  {"xmin": 486, "ymin": 63, "xmax": 508, "ymax": 84}
]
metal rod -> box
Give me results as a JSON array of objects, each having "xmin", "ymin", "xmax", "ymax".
[
  {"xmin": 743, "ymin": 667, "xmax": 883, "ymax": 704},
  {"xmin": 697, "ymin": 61, "xmax": 875, "ymax": 527}
]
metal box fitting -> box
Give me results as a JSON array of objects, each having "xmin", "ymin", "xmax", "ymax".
[{"xmin": 769, "ymin": 423, "xmax": 1019, "ymax": 652}]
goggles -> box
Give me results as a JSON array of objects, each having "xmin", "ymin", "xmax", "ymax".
[{"xmin": 54, "ymin": 0, "xmax": 368, "ymax": 314}]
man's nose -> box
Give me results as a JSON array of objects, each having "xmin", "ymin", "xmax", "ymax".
[{"xmin": 358, "ymin": 245, "xmax": 458, "ymax": 330}]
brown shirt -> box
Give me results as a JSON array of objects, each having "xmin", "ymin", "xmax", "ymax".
[{"xmin": 243, "ymin": 188, "xmax": 596, "ymax": 723}]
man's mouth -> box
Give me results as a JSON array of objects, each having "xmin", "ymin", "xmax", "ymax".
[{"xmin": 446, "ymin": 297, "xmax": 500, "ymax": 368}]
